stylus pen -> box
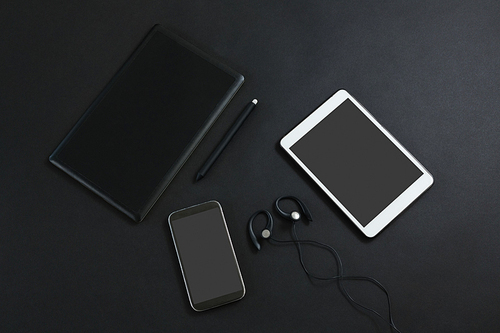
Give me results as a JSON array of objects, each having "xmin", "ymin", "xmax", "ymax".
[{"xmin": 196, "ymin": 99, "xmax": 258, "ymax": 181}]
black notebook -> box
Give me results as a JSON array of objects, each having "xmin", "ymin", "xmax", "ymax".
[{"xmin": 50, "ymin": 25, "xmax": 244, "ymax": 222}]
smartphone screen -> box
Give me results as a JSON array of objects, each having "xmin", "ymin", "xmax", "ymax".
[{"xmin": 168, "ymin": 201, "xmax": 245, "ymax": 311}]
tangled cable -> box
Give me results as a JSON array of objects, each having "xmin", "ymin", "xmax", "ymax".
[{"xmin": 248, "ymin": 196, "xmax": 401, "ymax": 333}]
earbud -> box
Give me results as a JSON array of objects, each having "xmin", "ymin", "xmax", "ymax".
[
  {"xmin": 248, "ymin": 197, "xmax": 311, "ymax": 251},
  {"xmin": 275, "ymin": 196, "xmax": 312, "ymax": 223},
  {"xmin": 248, "ymin": 210, "xmax": 274, "ymax": 250}
]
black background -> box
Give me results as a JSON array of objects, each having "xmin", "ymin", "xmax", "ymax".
[{"xmin": 1, "ymin": 1, "xmax": 499, "ymax": 332}]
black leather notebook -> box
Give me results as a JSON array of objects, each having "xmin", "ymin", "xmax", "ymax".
[{"xmin": 49, "ymin": 25, "xmax": 244, "ymax": 222}]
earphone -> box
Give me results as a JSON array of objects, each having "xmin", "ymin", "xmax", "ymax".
[
  {"xmin": 248, "ymin": 197, "xmax": 311, "ymax": 251},
  {"xmin": 275, "ymin": 196, "xmax": 312, "ymax": 222},
  {"xmin": 248, "ymin": 196, "xmax": 402, "ymax": 333},
  {"xmin": 248, "ymin": 210, "xmax": 273, "ymax": 250}
]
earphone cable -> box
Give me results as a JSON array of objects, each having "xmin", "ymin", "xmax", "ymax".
[
  {"xmin": 290, "ymin": 223, "xmax": 399, "ymax": 332},
  {"xmin": 269, "ymin": 224, "xmax": 401, "ymax": 333}
]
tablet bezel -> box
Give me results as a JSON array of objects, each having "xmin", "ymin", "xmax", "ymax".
[{"xmin": 280, "ymin": 89, "xmax": 433, "ymax": 237}]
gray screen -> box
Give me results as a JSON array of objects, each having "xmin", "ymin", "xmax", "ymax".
[
  {"xmin": 290, "ymin": 99, "xmax": 423, "ymax": 226},
  {"xmin": 170, "ymin": 207, "xmax": 243, "ymax": 305}
]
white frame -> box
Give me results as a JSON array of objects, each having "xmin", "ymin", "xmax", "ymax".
[{"xmin": 280, "ymin": 90, "xmax": 433, "ymax": 237}]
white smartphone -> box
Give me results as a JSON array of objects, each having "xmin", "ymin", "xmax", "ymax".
[
  {"xmin": 168, "ymin": 201, "xmax": 245, "ymax": 311},
  {"xmin": 280, "ymin": 90, "xmax": 433, "ymax": 237}
]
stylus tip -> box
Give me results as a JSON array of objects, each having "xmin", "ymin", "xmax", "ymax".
[
  {"xmin": 195, "ymin": 173, "xmax": 204, "ymax": 181},
  {"xmin": 252, "ymin": 99, "xmax": 258, "ymax": 105}
]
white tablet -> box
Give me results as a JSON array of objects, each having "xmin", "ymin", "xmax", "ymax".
[{"xmin": 280, "ymin": 90, "xmax": 433, "ymax": 237}]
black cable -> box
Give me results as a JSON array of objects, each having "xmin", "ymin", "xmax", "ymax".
[
  {"xmin": 290, "ymin": 224, "xmax": 399, "ymax": 332},
  {"xmin": 269, "ymin": 222, "xmax": 401, "ymax": 333}
]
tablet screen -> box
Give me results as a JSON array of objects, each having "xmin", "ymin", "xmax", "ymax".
[{"xmin": 290, "ymin": 99, "xmax": 423, "ymax": 226}]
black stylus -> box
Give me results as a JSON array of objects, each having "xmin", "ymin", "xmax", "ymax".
[{"xmin": 196, "ymin": 99, "xmax": 258, "ymax": 181}]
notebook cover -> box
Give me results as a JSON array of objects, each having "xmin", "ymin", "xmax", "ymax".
[{"xmin": 49, "ymin": 25, "xmax": 244, "ymax": 222}]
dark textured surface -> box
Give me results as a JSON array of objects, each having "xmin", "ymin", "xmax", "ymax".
[{"xmin": 1, "ymin": 1, "xmax": 499, "ymax": 332}]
